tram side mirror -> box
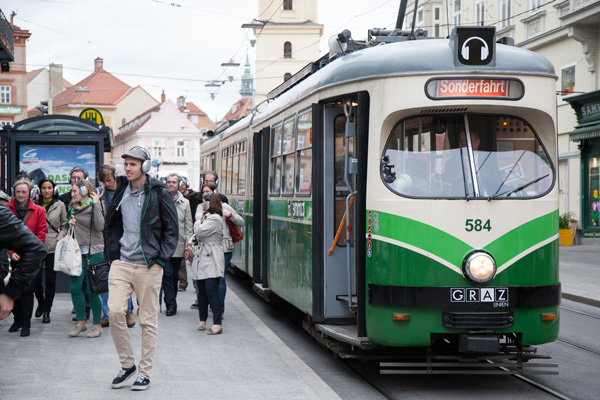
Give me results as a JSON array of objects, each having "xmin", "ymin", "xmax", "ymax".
[{"xmin": 381, "ymin": 156, "xmax": 396, "ymax": 183}]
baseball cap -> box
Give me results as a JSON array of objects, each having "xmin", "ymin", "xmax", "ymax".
[{"xmin": 121, "ymin": 146, "xmax": 150, "ymax": 161}]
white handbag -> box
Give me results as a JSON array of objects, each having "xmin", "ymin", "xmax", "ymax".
[{"xmin": 54, "ymin": 226, "xmax": 82, "ymax": 276}]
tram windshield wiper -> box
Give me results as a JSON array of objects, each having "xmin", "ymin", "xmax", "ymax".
[
  {"xmin": 490, "ymin": 174, "xmax": 549, "ymax": 199},
  {"xmin": 491, "ymin": 150, "xmax": 526, "ymax": 197}
]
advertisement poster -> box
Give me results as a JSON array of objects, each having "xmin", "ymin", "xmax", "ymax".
[{"xmin": 19, "ymin": 144, "xmax": 97, "ymax": 195}]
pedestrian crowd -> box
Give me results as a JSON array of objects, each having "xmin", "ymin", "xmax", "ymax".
[{"xmin": 0, "ymin": 146, "xmax": 244, "ymax": 391}]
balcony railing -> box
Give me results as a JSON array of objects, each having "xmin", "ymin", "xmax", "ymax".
[{"xmin": 0, "ymin": 9, "xmax": 14, "ymax": 62}]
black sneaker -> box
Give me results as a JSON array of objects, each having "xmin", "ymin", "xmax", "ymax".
[
  {"xmin": 131, "ymin": 375, "xmax": 150, "ymax": 391},
  {"xmin": 190, "ymin": 300, "xmax": 198, "ymax": 309},
  {"xmin": 111, "ymin": 365, "xmax": 136, "ymax": 389}
]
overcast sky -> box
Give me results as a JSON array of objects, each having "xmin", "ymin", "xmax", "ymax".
[{"xmin": 3, "ymin": 0, "xmax": 406, "ymax": 122}]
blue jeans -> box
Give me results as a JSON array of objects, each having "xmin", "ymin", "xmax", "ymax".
[
  {"xmin": 196, "ymin": 278, "xmax": 221, "ymax": 325},
  {"xmin": 101, "ymin": 293, "xmax": 133, "ymax": 319},
  {"xmin": 218, "ymin": 252, "xmax": 232, "ymax": 315}
]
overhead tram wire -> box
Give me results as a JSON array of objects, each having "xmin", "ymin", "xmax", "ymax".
[
  {"xmin": 206, "ymin": 0, "xmax": 282, "ymax": 92},
  {"xmin": 254, "ymin": 0, "xmax": 400, "ymax": 75}
]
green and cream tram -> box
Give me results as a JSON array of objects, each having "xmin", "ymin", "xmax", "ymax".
[{"xmin": 200, "ymin": 25, "xmax": 559, "ymax": 371}]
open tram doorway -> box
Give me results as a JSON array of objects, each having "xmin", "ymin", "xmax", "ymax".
[{"xmin": 315, "ymin": 93, "xmax": 369, "ymax": 336}]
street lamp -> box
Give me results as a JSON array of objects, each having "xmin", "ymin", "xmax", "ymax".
[
  {"xmin": 205, "ymin": 81, "xmax": 222, "ymax": 100},
  {"xmin": 221, "ymin": 58, "xmax": 240, "ymax": 82},
  {"xmin": 241, "ymin": 20, "xmax": 266, "ymax": 29}
]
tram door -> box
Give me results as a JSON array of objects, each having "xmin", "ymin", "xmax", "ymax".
[
  {"xmin": 252, "ymin": 127, "xmax": 270, "ymax": 285},
  {"xmin": 321, "ymin": 100, "xmax": 359, "ymax": 321}
]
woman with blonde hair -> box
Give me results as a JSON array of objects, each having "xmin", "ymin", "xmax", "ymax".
[{"xmin": 66, "ymin": 178, "xmax": 105, "ymax": 338}]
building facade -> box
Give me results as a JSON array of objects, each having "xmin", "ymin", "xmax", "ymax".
[
  {"xmin": 252, "ymin": 0, "xmax": 323, "ymax": 104},
  {"xmin": 176, "ymin": 94, "xmax": 216, "ymax": 137},
  {"xmin": 0, "ymin": 16, "xmax": 30, "ymax": 126},
  {"xmin": 26, "ymin": 64, "xmax": 71, "ymax": 113},
  {"xmin": 45, "ymin": 58, "xmax": 158, "ymax": 133},
  {"xmin": 113, "ymin": 99, "xmax": 202, "ymax": 189},
  {"xmin": 403, "ymin": 0, "xmax": 600, "ymax": 235}
]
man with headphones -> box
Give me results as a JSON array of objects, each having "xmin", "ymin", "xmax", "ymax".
[
  {"xmin": 163, "ymin": 173, "xmax": 193, "ymax": 315},
  {"xmin": 97, "ymin": 164, "xmax": 136, "ymax": 329},
  {"xmin": 104, "ymin": 146, "xmax": 178, "ymax": 391},
  {"xmin": 97, "ymin": 165, "xmax": 118, "ymax": 205},
  {"xmin": 59, "ymin": 167, "xmax": 89, "ymax": 209}
]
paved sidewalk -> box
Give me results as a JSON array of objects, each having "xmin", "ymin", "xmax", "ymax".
[
  {"xmin": 0, "ymin": 287, "xmax": 341, "ymax": 400},
  {"xmin": 559, "ymin": 242, "xmax": 600, "ymax": 307}
]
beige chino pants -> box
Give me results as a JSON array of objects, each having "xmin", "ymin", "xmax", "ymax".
[{"xmin": 108, "ymin": 260, "xmax": 163, "ymax": 378}]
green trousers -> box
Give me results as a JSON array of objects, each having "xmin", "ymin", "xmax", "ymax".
[{"xmin": 70, "ymin": 252, "xmax": 104, "ymax": 324}]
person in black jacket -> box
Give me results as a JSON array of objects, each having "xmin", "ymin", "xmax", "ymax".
[
  {"xmin": 0, "ymin": 206, "xmax": 47, "ymax": 321},
  {"xmin": 104, "ymin": 146, "xmax": 178, "ymax": 391}
]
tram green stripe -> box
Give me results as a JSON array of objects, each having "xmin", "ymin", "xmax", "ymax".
[
  {"xmin": 484, "ymin": 210, "xmax": 558, "ymax": 266},
  {"xmin": 267, "ymin": 199, "xmax": 313, "ymax": 222},
  {"xmin": 372, "ymin": 211, "xmax": 472, "ymax": 267},
  {"xmin": 370, "ymin": 210, "xmax": 558, "ymax": 273}
]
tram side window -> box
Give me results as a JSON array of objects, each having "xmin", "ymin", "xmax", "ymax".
[
  {"xmin": 381, "ymin": 114, "xmax": 554, "ymax": 199},
  {"xmin": 209, "ymin": 151, "xmax": 217, "ymax": 172},
  {"xmin": 250, "ymin": 143, "xmax": 254, "ymax": 196},
  {"xmin": 227, "ymin": 144, "xmax": 235, "ymax": 195},
  {"xmin": 239, "ymin": 140, "xmax": 247, "ymax": 195},
  {"xmin": 296, "ymin": 109, "xmax": 312, "ymax": 195},
  {"xmin": 221, "ymin": 148, "xmax": 228, "ymax": 194},
  {"xmin": 270, "ymin": 124, "xmax": 283, "ymax": 195},
  {"xmin": 282, "ymin": 117, "xmax": 296, "ymax": 195}
]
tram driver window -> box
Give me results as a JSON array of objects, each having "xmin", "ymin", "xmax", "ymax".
[{"xmin": 381, "ymin": 114, "xmax": 554, "ymax": 199}]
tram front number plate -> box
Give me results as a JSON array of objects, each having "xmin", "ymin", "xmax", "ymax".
[{"xmin": 450, "ymin": 287, "xmax": 509, "ymax": 307}]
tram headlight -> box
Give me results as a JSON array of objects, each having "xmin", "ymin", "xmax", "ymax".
[{"xmin": 463, "ymin": 251, "xmax": 496, "ymax": 284}]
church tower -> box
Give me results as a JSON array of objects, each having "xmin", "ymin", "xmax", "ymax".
[
  {"xmin": 252, "ymin": 0, "xmax": 323, "ymax": 103},
  {"xmin": 239, "ymin": 54, "xmax": 254, "ymax": 99}
]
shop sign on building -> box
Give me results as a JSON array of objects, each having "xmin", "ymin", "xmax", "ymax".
[{"xmin": 0, "ymin": 105, "xmax": 23, "ymax": 115}]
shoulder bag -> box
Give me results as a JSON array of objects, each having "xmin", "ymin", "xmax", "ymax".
[
  {"xmin": 226, "ymin": 217, "xmax": 243, "ymax": 243},
  {"xmin": 85, "ymin": 203, "xmax": 110, "ymax": 295}
]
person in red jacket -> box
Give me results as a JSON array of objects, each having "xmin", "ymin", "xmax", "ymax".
[{"xmin": 5, "ymin": 177, "xmax": 47, "ymax": 337}]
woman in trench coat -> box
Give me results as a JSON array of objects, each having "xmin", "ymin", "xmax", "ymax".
[{"xmin": 188, "ymin": 188, "xmax": 224, "ymax": 335}]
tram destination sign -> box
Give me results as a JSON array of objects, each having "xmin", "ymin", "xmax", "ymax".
[{"xmin": 426, "ymin": 78, "xmax": 524, "ymax": 100}]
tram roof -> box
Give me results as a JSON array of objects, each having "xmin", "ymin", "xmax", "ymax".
[{"xmin": 225, "ymin": 38, "xmax": 556, "ymax": 132}]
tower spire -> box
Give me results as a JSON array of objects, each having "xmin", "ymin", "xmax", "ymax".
[{"xmin": 239, "ymin": 53, "xmax": 254, "ymax": 98}]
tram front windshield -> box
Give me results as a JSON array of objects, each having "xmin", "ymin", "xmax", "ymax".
[{"xmin": 381, "ymin": 114, "xmax": 554, "ymax": 199}]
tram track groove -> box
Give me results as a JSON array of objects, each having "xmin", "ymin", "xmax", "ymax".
[
  {"xmin": 556, "ymin": 338, "xmax": 600, "ymax": 357},
  {"xmin": 486, "ymin": 360, "xmax": 574, "ymax": 400},
  {"xmin": 559, "ymin": 306, "xmax": 600, "ymax": 320},
  {"xmin": 342, "ymin": 360, "xmax": 397, "ymax": 400}
]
